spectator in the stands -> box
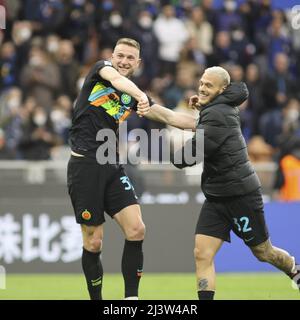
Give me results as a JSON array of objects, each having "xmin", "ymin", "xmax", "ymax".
[
  {"xmin": 274, "ymin": 99, "xmax": 300, "ymax": 201},
  {"xmin": 244, "ymin": 63, "xmax": 264, "ymax": 135},
  {"xmin": 177, "ymin": 38, "xmax": 206, "ymax": 74},
  {"xmin": 0, "ymin": 128, "xmax": 15, "ymax": 159},
  {"xmin": 201, "ymin": 0, "xmax": 218, "ymax": 28},
  {"xmin": 261, "ymin": 52, "xmax": 297, "ymax": 111},
  {"xmin": 266, "ymin": 13, "xmax": 292, "ymax": 70},
  {"xmin": 227, "ymin": 63, "xmax": 244, "ymax": 82},
  {"xmin": 260, "ymin": 96, "xmax": 300, "ymax": 148},
  {"xmin": 100, "ymin": 10, "xmax": 126, "ymax": 49},
  {"xmin": 45, "ymin": 34, "xmax": 60, "ymax": 58},
  {"xmin": 252, "ymin": 0, "xmax": 273, "ymax": 50},
  {"xmin": 153, "ymin": 4, "xmax": 189, "ymax": 76},
  {"xmin": 211, "ymin": 31, "xmax": 233, "ymax": 65},
  {"xmin": 128, "ymin": 9, "xmax": 159, "ymax": 88},
  {"xmin": 50, "ymin": 95, "xmax": 72, "ymax": 144},
  {"xmin": 63, "ymin": 0, "xmax": 96, "ymax": 61},
  {"xmin": 163, "ymin": 68, "xmax": 196, "ymax": 109},
  {"xmin": 20, "ymin": 46, "xmax": 61, "ymax": 111},
  {"xmin": 18, "ymin": 105, "xmax": 61, "ymax": 160},
  {"xmin": 21, "ymin": 0, "xmax": 65, "ymax": 36},
  {"xmin": 55, "ymin": 40, "xmax": 79, "ymax": 101},
  {"xmin": 0, "ymin": 87, "xmax": 23, "ymax": 156},
  {"xmin": 0, "ymin": 42, "xmax": 18, "ymax": 90},
  {"xmin": 230, "ymin": 25, "xmax": 255, "ymax": 66},
  {"xmin": 185, "ymin": 6, "xmax": 214, "ymax": 58},
  {"xmin": 216, "ymin": 0, "xmax": 243, "ymax": 31}
]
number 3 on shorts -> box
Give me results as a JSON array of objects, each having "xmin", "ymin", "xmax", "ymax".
[{"xmin": 120, "ymin": 176, "xmax": 134, "ymax": 191}]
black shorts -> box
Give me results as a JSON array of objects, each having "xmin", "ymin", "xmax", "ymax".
[
  {"xmin": 195, "ymin": 188, "xmax": 269, "ymax": 247},
  {"xmin": 67, "ymin": 155, "xmax": 138, "ymax": 225}
]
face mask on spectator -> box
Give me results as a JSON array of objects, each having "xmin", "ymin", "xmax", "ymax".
[
  {"xmin": 51, "ymin": 109, "xmax": 65, "ymax": 123},
  {"xmin": 224, "ymin": 0, "xmax": 237, "ymax": 11},
  {"xmin": 138, "ymin": 16, "xmax": 153, "ymax": 29},
  {"xmin": 18, "ymin": 27, "xmax": 32, "ymax": 42},
  {"xmin": 286, "ymin": 110, "xmax": 299, "ymax": 122},
  {"xmin": 33, "ymin": 113, "xmax": 47, "ymax": 126},
  {"xmin": 110, "ymin": 14, "xmax": 122, "ymax": 27},
  {"xmin": 47, "ymin": 40, "xmax": 60, "ymax": 54},
  {"xmin": 232, "ymin": 30, "xmax": 244, "ymax": 41},
  {"xmin": 7, "ymin": 98, "xmax": 21, "ymax": 110},
  {"xmin": 29, "ymin": 56, "xmax": 44, "ymax": 67}
]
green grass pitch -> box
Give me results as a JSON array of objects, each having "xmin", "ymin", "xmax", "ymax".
[{"xmin": 0, "ymin": 273, "xmax": 299, "ymax": 300}]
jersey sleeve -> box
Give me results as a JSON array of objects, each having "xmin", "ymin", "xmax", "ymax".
[{"xmin": 92, "ymin": 60, "xmax": 114, "ymax": 79}]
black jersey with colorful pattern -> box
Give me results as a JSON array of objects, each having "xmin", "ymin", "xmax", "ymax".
[{"xmin": 69, "ymin": 60, "xmax": 139, "ymax": 158}]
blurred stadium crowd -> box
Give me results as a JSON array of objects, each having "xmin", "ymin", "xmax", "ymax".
[{"xmin": 0, "ymin": 0, "xmax": 300, "ymax": 198}]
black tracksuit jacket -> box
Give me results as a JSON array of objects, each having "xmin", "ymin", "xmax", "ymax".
[{"xmin": 172, "ymin": 82, "xmax": 261, "ymax": 199}]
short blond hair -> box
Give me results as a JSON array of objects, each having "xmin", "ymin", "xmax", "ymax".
[
  {"xmin": 205, "ymin": 66, "xmax": 230, "ymax": 87},
  {"xmin": 115, "ymin": 38, "xmax": 140, "ymax": 51}
]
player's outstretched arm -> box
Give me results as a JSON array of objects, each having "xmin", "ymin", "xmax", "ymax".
[
  {"xmin": 140, "ymin": 103, "xmax": 197, "ymax": 130},
  {"xmin": 99, "ymin": 66, "xmax": 148, "ymax": 103}
]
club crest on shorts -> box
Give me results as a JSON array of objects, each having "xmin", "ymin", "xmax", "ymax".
[{"xmin": 81, "ymin": 209, "xmax": 92, "ymax": 220}]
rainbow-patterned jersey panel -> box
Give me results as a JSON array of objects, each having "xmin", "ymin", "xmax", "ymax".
[{"xmin": 88, "ymin": 82, "xmax": 135, "ymax": 123}]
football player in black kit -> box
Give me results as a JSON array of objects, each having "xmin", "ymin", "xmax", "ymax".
[
  {"xmin": 68, "ymin": 38, "xmax": 197, "ymax": 300},
  {"xmin": 142, "ymin": 66, "xmax": 300, "ymax": 300}
]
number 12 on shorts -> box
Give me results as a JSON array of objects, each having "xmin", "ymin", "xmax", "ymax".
[{"xmin": 233, "ymin": 216, "xmax": 252, "ymax": 233}]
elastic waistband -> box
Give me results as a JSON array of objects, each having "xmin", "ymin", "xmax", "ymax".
[
  {"xmin": 71, "ymin": 150, "xmax": 85, "ymax": 157},
  {"xmin": 205, "ymin": 187, "xmax": 261, "ymax": 202},
  {"xmin": 69, "ymin": 154, "xmax": 98, "ymax": 164}
]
